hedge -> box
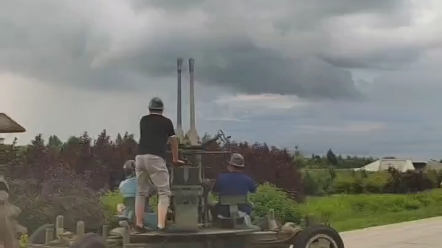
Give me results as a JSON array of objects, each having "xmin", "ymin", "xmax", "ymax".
[
  {"xmin": 11, "ymin": 166, "xmax": 442, "ymax": 235},
  {"xmin": 4, "ymin": 131, "xmax": 442, "ymax": 234},
  {"xmin": 302, "ymin": 168, "xmax": 442, "ymax": 196},
  {"xmin": 4, "ymin": 132, "xmax": 304, "ymax": 200},
  {"xmin": 5, "ymin": 132, "xmax": 441, "ymax": 200}
]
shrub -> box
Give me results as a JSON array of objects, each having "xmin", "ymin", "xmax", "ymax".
[
  {"xmin": 301, "ymin": 170, "xmax": 334, "ymax": 196},
  {"xmin": 320, "ymin": 169, "xmax": 440, "ymax": 195},
  {"xmin": 101, "ymin": 191, "xmax": 123, "ymax": 217},
  {"xmin": 299, "ymin": 189, "xmax": 442, "ymax": 225},
  {"xmin": 249, "ymin": 183, "xmax": 302, "ymax": 223},
  {"xmin": 7, "ymin": 132, "xmax": 305, "ymax": 200},
  {"xmin": 9, "ymin": 165, "xmax": 107, "ymax": 233}
]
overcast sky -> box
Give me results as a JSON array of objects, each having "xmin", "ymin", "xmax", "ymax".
[{"xmin": 2, "ymin": 0, "xmax": 442, "ymax": 160}]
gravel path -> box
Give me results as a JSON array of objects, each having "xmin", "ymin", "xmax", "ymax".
[{"xmin": 340, "ymin": 217, "xmax": 442, "ymax": 248}]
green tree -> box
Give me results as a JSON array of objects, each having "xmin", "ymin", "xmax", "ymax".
[{"xmin": 47, "ymin": 135, "xmax": 63, "ymax": 151}]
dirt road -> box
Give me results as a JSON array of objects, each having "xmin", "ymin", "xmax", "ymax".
[{"xmin": 341, "ymin": 217, "xmax": 442, "ymax": 248}]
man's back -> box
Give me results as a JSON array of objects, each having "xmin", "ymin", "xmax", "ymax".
[
  {"xmin": 213, "ymin": 172, "xmax": 256, "ymax": 195},
  {"xmin": 213, "ymin": 172, "xmax": 256, "ymax": 216},
  {"xmin": 138, "ymin": 114, "xmax": 175, "ymax": 159}
]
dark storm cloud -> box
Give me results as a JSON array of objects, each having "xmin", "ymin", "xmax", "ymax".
[
  {"xmin": 133, "ymin": 0, "xmax": 403, "ymax": 17},
  {"xmin": 0, "ymin": 0, "xmax": 421, "ymax": 99},
  {"xmin": 112, "ymin": 36, "xmax": 362, "ymax": 99},
  {"xmin": 319, "ymin": 47, "xmax": 422, "ymax": 70}
]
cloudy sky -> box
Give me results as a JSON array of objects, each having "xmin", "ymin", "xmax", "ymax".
[{"xmin": 2, "ymin": 0, "xmax": 442, "ymax": 159}]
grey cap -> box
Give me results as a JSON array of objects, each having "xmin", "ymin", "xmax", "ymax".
[
  {"xmin": 228, "ymin": 153, "xmax": 245, "ymax": 167},
  {"xmin": 148, "ymin": 97, "xmax": 164, "ymax": 110},
  {"xmin": 123, "ymin": 160, "xmax": 136, "ymax": 178}
]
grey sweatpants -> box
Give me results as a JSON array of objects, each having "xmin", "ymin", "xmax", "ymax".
[{"xmin": 135, "ymin": 154, "xmax": 171, "ymax": 209}]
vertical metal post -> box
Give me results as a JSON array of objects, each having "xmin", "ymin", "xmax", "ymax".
[
  {"xmin": 176, "ymin": 58, "xmax": 184, "ymax": 140},
  {"xmin": 76, "ymin": 221, "xmax": 85, "ymax": 237},
  {"xmin": 55, "ymin": 215, "xmax": 64, "ymax": 239},
  {"xmin": 187, "ymin": 58, "xmax": 199, "ymax": 145},
  {"xmin": 102, "ymin": 225, "xmax": 109, "ymax": 239},
  {"xmin": 45, "ymin": 226, "xmax": 54, "ymax": 245}
]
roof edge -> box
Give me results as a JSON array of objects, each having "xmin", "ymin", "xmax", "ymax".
[{"xmin": 0, "ymin": 113, "xmax": 26, "ymax": 133}]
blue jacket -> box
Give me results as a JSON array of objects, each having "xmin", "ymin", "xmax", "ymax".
[
  {"xmin": 119, "ymin": 177, "xmax": 137, "ymax": 198},
  {"xmin": 212, "ymin": 172, "xmax": 256, "ymax": 216}
]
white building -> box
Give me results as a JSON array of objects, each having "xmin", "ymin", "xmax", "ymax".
[{"xmin": 355, "ymin": 158, "xmax": 415, "ymax": 172}]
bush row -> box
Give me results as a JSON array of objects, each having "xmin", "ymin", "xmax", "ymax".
[
  {"xmin": 5, "ymin": 131, "xmax": 442, "ymax": 233},
  {"xmin": 6, "ymin": 132, "xmax": 441, "ymax": 200},
  {"xmin": 4, "ymin": 132, "xmax": 304, "ymax": 200},
  {"xmin": 303, "ymin": 168, "xmax": 442, "ymax": 196},
  {"xmin": 9, "ymin": 166, "xmax": 106, "ymax": 233},
  {"xmin": 10, "ymin": 164, "xmax": 442, "ymax": 234}
]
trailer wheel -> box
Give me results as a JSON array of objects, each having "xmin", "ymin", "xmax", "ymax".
[{"xmin": 292, "ymin": 225, "xmax": 344, "ymax": 248}]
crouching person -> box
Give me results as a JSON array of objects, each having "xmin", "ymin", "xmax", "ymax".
[
  {"xmin": 118, "ymin": 160, "xmax": 157, "ymax": 229},
  {"xmin": 210, "ymin": 153, "xmax": 256, "ymax": 221}
]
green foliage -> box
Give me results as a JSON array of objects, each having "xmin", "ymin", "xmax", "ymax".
[
  {"xmin": 19, "ymin": 234, "xmax": 29, "ymax": 248},
  {"xmin": 249, "ymin": 183, "xmax": 302, "ymax": 224},
  {"xmin": 300, "ymin": 189, "xmax": 442, "ymax": 230},
  {"xmin": 302, "ymin": 170, "xmax": 334, "ymax": 196},
  {"xmin": 302, "ymin": 169, "xmax": 442, "ymax": 196},
  {"xmin": 101, "ymin": 191, "xmax": 123, "ymax": 216},
  {"xmin": 298, "ymin": 152, "xmax": 376, "ymax": 169}
]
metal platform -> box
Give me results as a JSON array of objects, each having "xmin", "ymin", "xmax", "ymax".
[
  {"xmin": 133, "ymin": 227, "xmax": 259, "ymax": 237},
  {"xmin": 110, "ymin": 226, "xmax": 260, "ymax": 238}
]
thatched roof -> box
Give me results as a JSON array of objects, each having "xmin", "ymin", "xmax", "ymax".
[{"xmin": 0, "ymin": 113, "xmax": 25, "ymax": 133}]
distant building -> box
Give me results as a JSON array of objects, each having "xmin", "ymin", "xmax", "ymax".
[
  {"xmin": 355, "ymin": 158, "xmax": 415, "ymax": 172},
  {"xmin": 356, "ymin": 158, "xmax": 442, "ymax": 172},
  {"xmin": 415, "ymin": 160, "xmax": 442, "ymax": 172}
]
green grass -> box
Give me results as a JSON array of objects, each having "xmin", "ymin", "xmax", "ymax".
[
  {"xmin": 332, "ymin": 205, "xmax": 442, "ymax": 231},
  {"xmin": 301, "ymin": 189, "xmax": 442, "ymax": 231}
]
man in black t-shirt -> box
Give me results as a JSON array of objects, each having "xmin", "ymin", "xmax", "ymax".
[{"xmin": 134, "ymin": 97, "xmax": 184, "ymax": 233}]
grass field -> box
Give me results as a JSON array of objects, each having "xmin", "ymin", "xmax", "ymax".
[{"xmin": 301, "ymin": 189, "xmax": 442, "ymax": 231}]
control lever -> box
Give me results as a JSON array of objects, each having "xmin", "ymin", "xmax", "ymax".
[
  {"xmin": 177, "ymin": 158, "xmax": 195, "ymax": 183},
  {"xmin": 175, "ymin": 158, "xmax": 193, "ymax": 167}
]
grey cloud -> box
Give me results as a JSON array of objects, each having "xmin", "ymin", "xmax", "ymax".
[
  {"xmin": 272, "ymin": 0, "xmax": 405, "ymax": 31},
  {"xmin": 114, "ymin": 36, "xmax": 362, "ymax": 99},
  {"xmin": 6, "ymin": 52, "xmax": 442, "ymax": 159},
  {"xmin": 318, "ymin": 49, "xmax": 432, "ymax": 72},
  {"xmin": 136, "ymin": 0, "xmax": 403, "ymax": 18},
  {"xmin": 319, "ymin": 48, "xmax": 422, "ymax": 70},
  {"xmin": 1, "ymin": 0, "xmax": 403, "ymax": 99},
  {"xmin": 130, "ymin": 0, "xmax": 204, "ymax": 11}
]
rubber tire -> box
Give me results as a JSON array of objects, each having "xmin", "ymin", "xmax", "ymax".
[
  {"xmin": 292, "ymin": 225, "xmax": 345, "ymax": 248},
  {"xmin": 30, "ymin": 224, "xmax": 54, "ymax": 244}
]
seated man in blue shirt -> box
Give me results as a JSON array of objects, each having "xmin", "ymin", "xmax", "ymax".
[
  {"xmin": 211, "ymin": 153, "xmax": 256, "ymax": 218},
  {"xmin": 120, "ymin": 160, "xmax": 137, "ymax": 196}
]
